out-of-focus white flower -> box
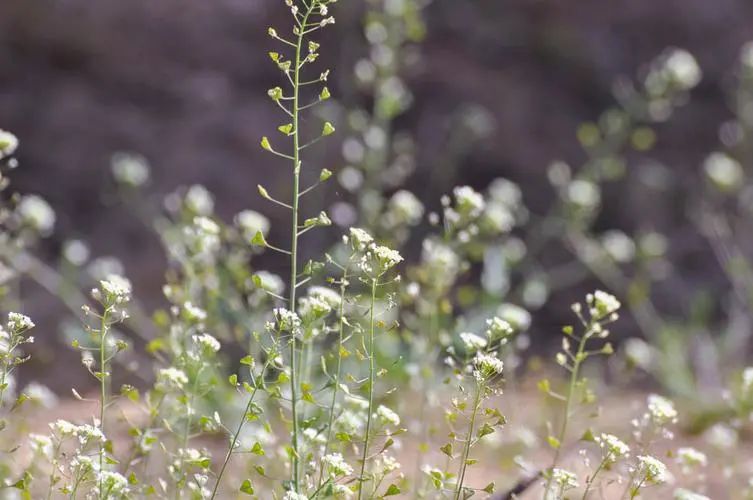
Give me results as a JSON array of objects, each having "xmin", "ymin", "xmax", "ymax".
[
  {"xmin": 0, "ymin": 130, "xmax": 19, "ymax": 158},
  {"xmin": 637, "ymin": 455, "xmax": 670, "ymax": 484},
  {"xmin": 551, "ymin": 468, "xmax": 579, "ymax": 491},
  {"xmin": 17, "ymin": 194, "xmax": 56, "ymax": 235},
  {"xmin": 676, "ymin": 447, "xmax": 707, "ymax": 472},
  {"xmin": 193, "ymin": 333, "xmax": 220, "ymax": 353},
  {"xmin": 704, "ymin": 152, "xmax": 744, "ymax": 192},
  {"xmin": 322, "ymin": 453, "xmax": 354, "ymax": 477},
  {"xmin": 453, "ymin": 186, "xmax": 485, "ymax": 218},
  {"xmin": 566, "ymin": 180, "xmax": 600, "ymax": 209},
  {"xmin": 704, "ymin": 423, "xmax": 737, "ymax": 450},
  {"xmin": 63, "ymin": 240, "xmax": 91, "ymax": 266},
  {"xmin": 111, "ymin": 152, "xmax": 150, "ymax": 187},
  {"xmin": 157, "ymin": 367, "xmax": 189, "ymax": 391},
  {"xmin": 663, "ymin": 49, "xmax": 702, "ymax": 89},
  {"xmin": 646, "ymin": 394, "xmax": 678, "ymax": 426},
  {"xmin": 386, "ymin": 190, "xmax": 424, "ymax": 226},
  {"xmin": 375, "ymin": 405, "xmax": 400, "ymax": 427},
  {"xmin": 348, "ymin": 227, "xmax": 374, "ymax": 251},
  {"xmin": 595, "ymin": 433, "xmax": 630, "ymax": 463},
  {"xmin": 23, "ymin": 381, "xmax": 58, "ymax": 408},
  {"xmin": 185, "ymin": 185, "xmax": 215, "ymax": 215},
  {"xmin": 601, "ymin": 230, "xmax": 636, "ymax": 263},
  {"xmin": 183, "ymin": 302, "xmax": 207, "ymax": 322},
  {"xmin": 7, "ymin": 312, "xmax": 34, "ymax": 331},
  {"xmin": 99, "ymin": 274, "xmax": 132, "ymax": 304},
  {"xmin": 587, "ymin": 290, "xmax": 621, "ymax": 320},
  {"xmin": 235, "ymin": 210, "xmax": 270, "ymax": 241},
  {"xmin": 459, "ymin": 332, "xmax": 487, "ymax": 352},
  {"xmin": 674, "ymin": 488, "xmax": 710, "ymax": 500}
]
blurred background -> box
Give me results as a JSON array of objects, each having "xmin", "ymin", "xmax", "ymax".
[{"xmin": 2, "ymin": 0, "xmax": 753, "ymax": 392}]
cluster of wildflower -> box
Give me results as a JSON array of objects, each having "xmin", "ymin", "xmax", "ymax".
[
  {"xmin": 0, "ymin": 312, "xmax": 36, "ymax": 404},
  {"xmin": 594, "ymin": 432, "xmax": 631, "ymax": 464}
]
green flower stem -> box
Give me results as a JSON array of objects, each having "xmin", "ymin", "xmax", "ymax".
[
  {"xmin": 582, "ymin": 456, "xmax": 609, "ymax": 499},
  {"xmin": 544, "ymin": 331, "xmax": 590, "ymax": 497},
  {"xmin": 98, "ymin": 307, "xmax": 111, "ymax": 499},
  {"xmin": 453, "ymin": 379, "xmax": 482, "ymax": 500},
  {"xmin": 318, "ymin": 269, "xmax": 350, "ymax": 488},
  {"xmin": 287, "ymin": 3, "xmax": 315, "ymax": 491},
  {"xmin": 357, "ymin": 277, "xmax": 379, "ymax": 500},
  {"xmin": 210, "ymin": 362, "xmax": 269, "ymax": 499}
]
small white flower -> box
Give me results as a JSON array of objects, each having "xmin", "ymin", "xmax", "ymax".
[
  {"xmin": 663, "ymin": 48, "xmax": 702, "ymax": 89},
  {"xmin": 273, "ymin": 308, "xmax": 302, "ymax": 335},
  {"xmin": 99, "ymin": 274, "xmax": 132, "ymax": 304},
  {"xmin": 111, "ymin": 152, "xmax": 150, "ymax": 187},
  {"xmin": 485, "ymin": 316, "xmax": 514, "ymax": 340},
  {"xmin": 283, "ymin": 491, "xmax": 309, "ymax": 500},
  {"xmin": 637, "ymin": 455, "xmax": 670, "ymax": 484},
  {"xmin": 322, "ymin": 453, "xmax": 354, "ymax": 477},
  {"xmin": 676, "ymin": 447, "xmax": 707, "ymax": 472},
  {"xmin": 704, "ymin": 152, "xmax": 744, "ymax": 192},
  {"xmin": 595, "ymin": 433, "xmax": 630, "ymax": 463},
  {"xmin": 474, "ymin": 352, "xmax": 504, "ymax": 378},
  {"xmin": 193, "ymin": 333, "xmax": 220, "ymax": 353},
  {"xmin": 348, "ymin": 227, "xmax": 374, "ymax": 251},
  {"xmin": 7, "ymin": 312, "xmax": 34, "ymax": 332},
  {"xmin": 17, "ymin": 194, "xmax": 56, "ymax": 235},
  {"xmin": 587, "ymin": 290, "xmax": 621, "ymax": 320},
  {"xmin": 0, "ymin": 129, "xmax": 19, "ymax": 157},
  {"xmin": 375, "ymin": 405, "xmax": 400, "ymax": 426},
  {"xmin": 673, "ymin": 488, "xmax": 710, "ymax": 500},
  {"xmin": 185, "ymin": 185, "xmax": 215, "ymax": 215},
  {"xmin": 551, "ymin": 468, "xmax": 579, "ymax": 491},
  {"xmin": 386, "ymin": 190, "xmax": 424, "ymax": 226},
  {"xmin": 453, "ymin": 185, "xmax": 485, "ymax": 218},
  {"xmin": 157, "ymin": 367, "xmax": 189, "ymax": 391},
  {"xmin": 459, "ymin": 332, "xmax": 487, "ymax": 352},
  {"xmin": 184, "ymin": 302, "xmax": 207, "ymax": 322},
  {"xmin": 235, "ymin": 210, "xmax": 270, "ymax": 241},
  {"xmin": 566, "ymin": 180, "xmax": 600, "ymax": 209},
  {"xmin": 646, "ymin": 394, "xmax": 678, "ymax": 426}
]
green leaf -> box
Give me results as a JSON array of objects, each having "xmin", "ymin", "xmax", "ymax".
[
  {"xmin": 250, "ymin": 442, "xmax": 265, "ymax": 455},
  {"xmin": 319, "ymin": 87, "xmax": 331, "ymax": 101},
  {"xmin": 257, "ymin": 184, "xmax": 270, "ymax": 199},
  {"xmin": 260, "ymin": 136, "xmax": 272, "ymax": 151},
  {"xmin": 278, "ymin": 123, "xmax": 293, "ymax": 135},
  {"xmin": 440, "ymin": 442, "xmax": 453, "ymax": 457},
  {"xmin": 483, "ymin": 482, "xmax": 495, "ymax": 493},
  {"xmin": 240, "ymin": 355, "xmax": 255, "ymax": 366},
  {"xmin": 384, "ymin": 484, "xmax": 401, "ymax": 496},
  {"xmin": 240, "ymin": 479, "xmax": 254, "ymax": 495},
  {"xmin": 228, "ymin": 374, "xmax": 238, "ymax": 386}
]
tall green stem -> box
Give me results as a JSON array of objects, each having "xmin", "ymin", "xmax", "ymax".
[
  {"xmin": 319, "ymin": 271, "xmax": 349, "ymax": 488},
  {"xmin": 357, "ymin": 278, "xmax": 378, "ymax": 500},
  {"xmin": 453, "ymin": 380, "xmax": 482, "ymax": 500},
  {"xmin": 544, "ymin": 333, "xmax": 589, "ymax": 497},
  {"xmin": 98, "ymin": 308, "xmax": 111, "ymax": 499},
  {"xmin": 210, "ymin": 364, "xmax": 268, "ymax": 499},
  {"xmin": 288, "ymin": 5, "xmax": 314, "ymax": 491}
]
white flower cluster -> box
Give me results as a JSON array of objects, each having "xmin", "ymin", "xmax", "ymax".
[
  {"xmin": 473, "ymin": 352, "xmax": 504, "ymax": 379},
  {"xmin": 587, "ymin": 290, "xmax": 621, "ymax": 320},
  {"xmin": 636, "ymin": 454, "xmax": 670, "ymax": 485},
  {"xmin": 184, "ymin": 301, "xmax": 208, "ymax": 323},
  {"xmin": 184, "ymin": 185, "xmax": 215, "ymax": 215},
  {"xmin": 485, "ymin": 316, "xmax": 514, "ymax": 341},
  {"xmin": 453, "ymin": 186, "xmax": 485, "ymax": 218},
  {"xmin": 703, "ymin": 152, "xmax": 744, "ymax": 192},
  {"xmin": 646, "ymin": 48, "xmax": 702, "ymax": 94},
  {"xmin": 99, "ymin": 274, "xmax": 132, "ymax": 304},
  {"xmin": 322, "ymin": 452, "xmax": 354, "ymax": 477},
  {"xmin": 551, "ymin": 467, "xmax": 579, "ymax": 491},
  {"xmin": 7, "ymin": 312, "xmax": 34, "ymax": 332},
  {"xmin": 235, "ymin": 210, "xmax": 270, "ymax": 242},
  {"xmin": 17, "ymin": 194, "xmax": 56, "ymax": 235},
  {"xmin": 673, "ymin": 488, "xmax": 710, "ymax": 500},
  {"xmin": 646, "ymin": 394, "xmax": 678, "ymax": 426},
  {"xmin": 193, "ymin": 333, "xmax": 221, "ymax": 353},
  {"xmin": 459, "ymin": 332, "xmax": 487, "ymax": 352},
  {"xmin": 111, "ymin": 152, "xmax": 150, "ymax": 187},
  {"xmin": 595, "ymin": 432, "xmax": 630, "ymax": 463},
  {"xmin": 385, "ymin": 190, "xmax": 424, "ymax": 227},
  {"xmin": 375, "ymin": 405, "xmax": 401, "ymax": 426},
  {"xmin": 157, "ymin": 367, "xmax": 189, "ymax": 391},
  {"xmin": 676, "ymin": 446, "xmax": 707, "ymax": 473},
  {"xmin": 348, "ymin": 227, "xmax": 403, "ymax": 276},
  {"xmin": 0, "ymin": 129, "xmax": 18, "ymax": 158},
  {"xmin": 271, "ymin": 308, "xmax": 302, "ymax": 336}
]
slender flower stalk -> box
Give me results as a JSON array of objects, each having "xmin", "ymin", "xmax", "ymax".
[
  {"xmin": 98, "ymin": 308, "xmax": 111, "ymax": 498},
  {"xmin": 357, "ymin": 277, "xmax": 379, "ymax": 500},
  {"xmin": 453, "ymin": 379, "xmax": 482, "ymax": 500}
]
